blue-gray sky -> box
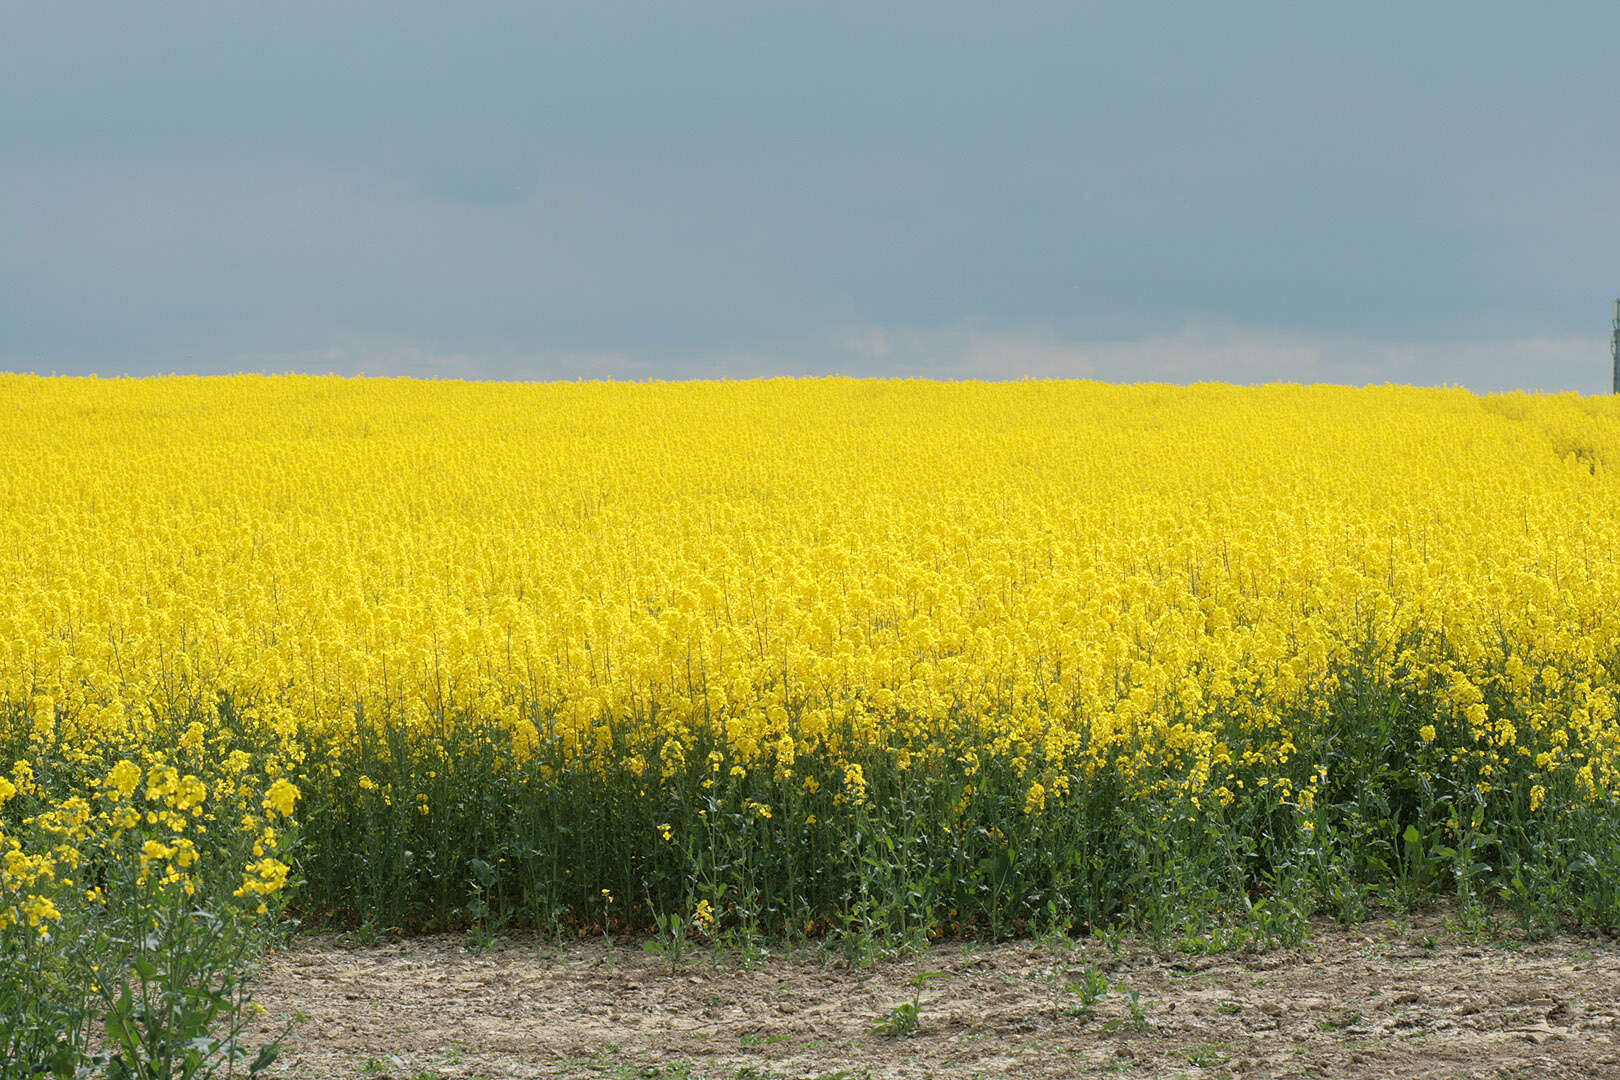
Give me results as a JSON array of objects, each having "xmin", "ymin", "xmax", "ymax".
[{"xmin": 4, "ymin": 2, "xmax": 1618, "ymax": 389}]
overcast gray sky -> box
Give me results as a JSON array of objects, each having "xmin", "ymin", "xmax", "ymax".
[{"xmin": 4, "ymin": 2, "xmax": 1618, "ymax": 389}]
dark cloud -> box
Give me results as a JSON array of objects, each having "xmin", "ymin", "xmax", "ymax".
[{"xmin": 3, "ymin": 2, "xmax": 1618, "ymax": 385}]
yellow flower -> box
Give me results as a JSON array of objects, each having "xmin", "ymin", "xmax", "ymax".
[
  {"xmin": 1023, "ymin": 781, "xmax": 1046, "ymax": 815},
  {"xmin": 234, "ymin": 857, "xmax": 290, "ymax": 898},
  {"xmin": 141, "ymin": 838, "xmax": 176, "ymax": 862},
  {"xmin": 107, "ymin": 760, "xmax": 142, "ymax": 798},
  {"xmin": 145, "ymin": 766, "xmax": 179, "ymax": 803},
  {"xmin": 841, "ymin": 763, "xmax": 866, "ymax": 804},
  {"xmin": 170, "ymin": 838, "xmax": 200, "ymax": 868},
  {"xmin": 175, "ymin": 775, "xmax": 208, "ymax": 812},
  {"xmin": 262, "ymin": 778, "xmax": 300, "ymax": 818},
  {"xmin": 23, "ymin": 894, "xmax": 60, "ymax": 930},
  {"xmin": 9, "ymin": 377, "xmax": 1620, "ymax": 943}
]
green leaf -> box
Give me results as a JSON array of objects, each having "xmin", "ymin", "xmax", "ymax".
[
  {"xmin": 105, "ymin": 1010, "xmax": 143, "ymax": 1061},
  {"xmin": 1401, "ymin": 824, "xmax": 1421, "ymax": 846},
  {"xmin": 46, "ymin": 1045, "xmax": 81, "ymax": 1080}
]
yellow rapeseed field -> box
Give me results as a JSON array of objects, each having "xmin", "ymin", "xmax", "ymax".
[{"xmin": 5, "ymin": 375, "xmax": 1620, "ymax": 959}]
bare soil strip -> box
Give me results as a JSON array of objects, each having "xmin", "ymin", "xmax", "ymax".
[{"xmin": 255, "ymin": 915, "xmax": 1620, "ymax": 1079}]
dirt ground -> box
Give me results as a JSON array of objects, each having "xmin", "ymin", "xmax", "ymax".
[{"xmin": 253, "ymin": 914, "xmax": 1620, "ymax": 1080}]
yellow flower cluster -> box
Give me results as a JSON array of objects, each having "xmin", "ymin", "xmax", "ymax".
[
  {"xmin": 0, "ymin": 751, "xmax": 298, "ymax": 934},
  {"xmin": 2, "ymin": 375, "xmax": 1618, "ymax": 841}
]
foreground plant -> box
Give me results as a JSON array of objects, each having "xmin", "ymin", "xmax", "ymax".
[
  {"xmin": 0, "ymin": 756, "xmax": 298, "ymax": 1079},
  {"xmin": 872, "ymin": 971, "xmax": 946, "ymax": 1038},
  {"xmin": 4, "ymin": 379, "xmax": 1620, "ymax": 943}
]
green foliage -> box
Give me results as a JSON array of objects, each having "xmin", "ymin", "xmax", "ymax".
[
  {"xmin": 1063, "ymin": 966, "xmax": 1111, "ymax": 1020},
  {"xmin": 0, "ymin": 730, "xmax": 295, "ymax": 1080},
  {"xmin": 870, "ymin": 1001, "xmax": 920, "ymax": 1039},
  {"xmin": 270, "ymin": 631, "xmax": 1620, "ymax": 947},
  {"xmin": 0, "ymin": 853, "xmax": 290, "ymax": 1080},
  {"xmin": 872, "ymin": 971, "xmax": 944, "ymax": 1038},
  {"xmin": 10, "ymin": 615, "xmax": 1620, "ymax": 1080},
  {"xmin": 1102, "ymin": 988, "xmax": 1149, "ymax": 1033}
]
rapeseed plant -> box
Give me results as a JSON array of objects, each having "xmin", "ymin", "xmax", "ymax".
[{"xmin": 1, "ymin": 375, "xmax": 1618, "ymax": 961}]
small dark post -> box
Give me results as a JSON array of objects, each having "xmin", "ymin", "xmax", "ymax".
[{"xmin": 1613, "ymin": 299, "xmax": 1620, "ymax": 393}]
